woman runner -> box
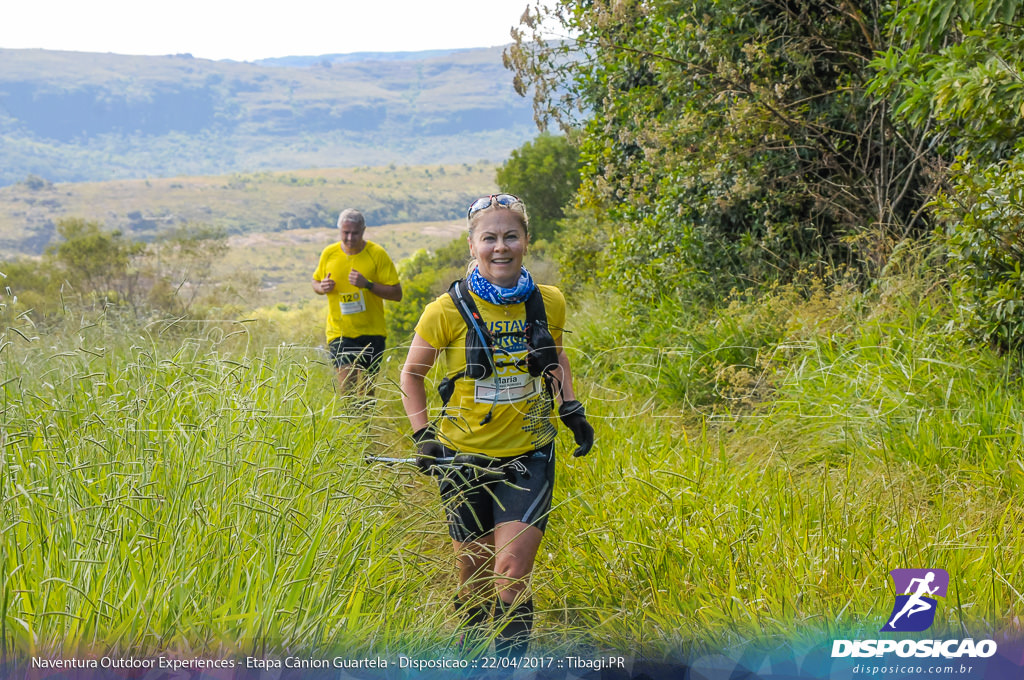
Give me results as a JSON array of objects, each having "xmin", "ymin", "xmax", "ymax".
[{"xmin": 400, "ymin": 194, "xmax": 594, "ymax": 657}]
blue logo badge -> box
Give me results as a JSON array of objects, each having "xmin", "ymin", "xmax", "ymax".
[{"xmin": 881, "ymin": 568, "xmax": 949, "ymax": 632}]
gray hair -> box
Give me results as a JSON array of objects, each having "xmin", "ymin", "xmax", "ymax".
[{"xmin": 337, "ymin": 208, "xmax": 366, "ymax": 229}]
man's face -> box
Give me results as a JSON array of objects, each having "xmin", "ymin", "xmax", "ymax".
[{"xmin": 339, "ymin": 219, "xmax": 366, "ymax": 254}]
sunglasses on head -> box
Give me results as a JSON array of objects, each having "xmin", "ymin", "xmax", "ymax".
[{"xmin": 467, "ymin": 193, "xmax": 523, "ymax": 219}]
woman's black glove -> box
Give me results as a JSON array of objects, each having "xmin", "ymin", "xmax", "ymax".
[
  {"xmin": 558, "ymin": 400, "xmax": 594, "ymax": 457},
  {"xmin": 412, "ymin": 426, "xmax": 445, "ymax": 474}
]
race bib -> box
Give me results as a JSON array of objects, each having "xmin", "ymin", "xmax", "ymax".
[
  {"xmin": 338, "ymin": 290, "xmax": 366, "ymax": 315},
  {"xmin": 474, "ymin": 371, "xmax": 539, "ymax": 404}
]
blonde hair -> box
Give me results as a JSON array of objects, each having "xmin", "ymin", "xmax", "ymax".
[
  {"xmin": 465, "ymin": 199, "xmax": 530, "ymax": 276},
  {"xmin": 467, "ymin": 199, "xmax": 529, "ymax": 238}
]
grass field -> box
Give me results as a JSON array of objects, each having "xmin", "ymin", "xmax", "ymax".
[
  {"xmin": 2, "ymin": 244, "xmax": 1022, "ymax": 662},
  {"xmin": 0, "ymin": 163, "xmax": 497, "ymax": 257}
]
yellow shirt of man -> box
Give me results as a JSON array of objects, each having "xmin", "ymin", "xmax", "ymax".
[
  {"xmin": 314, "ymin": 241, "xmax": 399, "ymax": 340},
  {"xmin": 416, "ymin": 285, "xmax": 566, "ymax": 458}
]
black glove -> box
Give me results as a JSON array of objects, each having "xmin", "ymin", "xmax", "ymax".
[
  {"xmin": 412, "ymin": 426, "xmax": 445, "ymax": 474},
  {"xmin": 558, "ymin": 400, "xmax": 594, "ymax": 457}
]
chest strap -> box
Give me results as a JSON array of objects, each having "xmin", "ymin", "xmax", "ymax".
[{"xmin": 436, "ymin": 280, "xmax": 559, "ymax": 425}]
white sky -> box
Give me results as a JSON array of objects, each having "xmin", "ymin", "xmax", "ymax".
[{"xmin": 0, "ymin": 0, "xmax": 537, "ymax": 61}]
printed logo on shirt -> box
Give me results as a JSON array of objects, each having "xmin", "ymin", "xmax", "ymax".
[{"xmin": 488, "ymin": 319, "xmax": 528, "ymax": 353}]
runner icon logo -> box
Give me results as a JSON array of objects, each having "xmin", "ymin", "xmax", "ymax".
[{"xmin": 881, "ymin": 568, "xmax": 949, "ymax": 633}]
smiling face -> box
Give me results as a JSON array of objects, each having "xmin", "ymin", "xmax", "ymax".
[{"xmin": 468, "ymin": 209, "xmax": 528, "ymax": 288}]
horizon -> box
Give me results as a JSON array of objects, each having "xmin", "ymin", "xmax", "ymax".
[
  {"xmin": 0, "ymin": 43, "xmax": 503, "ymax": 64},
  {"xmin": 0, "ymin": 0, "xmax": 538, "ymax": 62}
]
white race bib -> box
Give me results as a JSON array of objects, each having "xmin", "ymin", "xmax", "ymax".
[
  {"xmin": 338, "ymin": 290, "xmax": 366, "ymax": 315},
  {"xmin": 474, "ymin": 371, "xmax": 539, "ymax": 404}
]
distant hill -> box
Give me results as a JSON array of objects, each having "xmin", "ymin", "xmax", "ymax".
[
  {"xmin": 254, "ymin": 50, "xmax": 474, "ymax": 67},
  {"xmin": 0, "ymin": 163, "xmax": 498, "ymax": 257},
  {"xmin": 0, "ymin": 47, "xmax": 538, "ymax": 187}
]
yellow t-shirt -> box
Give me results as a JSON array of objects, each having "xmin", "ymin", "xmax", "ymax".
[
  {"xmin": 313, "ymin": 241, "xmax": 400, "ymax": 341},
  {"xmin": 416, "ymin": 284, "xmax": 566, "ymax": 458}
]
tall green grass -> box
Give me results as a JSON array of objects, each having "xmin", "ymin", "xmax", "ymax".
[
  {"xmin": 0, "ymin": 314, "xmax": 456, "ymax": 657},
  {"xmin": 554, "ymin": 261, "xmax": 1023, "ymax": 656},
  {"xmin": 2, "ymin": 254, "xmax": 1023, "ymax": 661}
]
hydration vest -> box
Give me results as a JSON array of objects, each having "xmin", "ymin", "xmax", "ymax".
[{"xmin": 438, "ymin": 279, "xmax": 560, "ymax": 424}]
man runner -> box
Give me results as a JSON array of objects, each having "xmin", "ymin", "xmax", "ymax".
[{"xmin": 312, "ymin": 209, "xmax": 402, "ymax": 395}]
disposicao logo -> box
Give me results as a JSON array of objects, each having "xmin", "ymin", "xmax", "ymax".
[
  {"xmin": 881, "ymin": 568, "xmax": 949, "ymax": 633},
  {"xmin": 831, "ymin": 567, "xmax": 998, "ymax": 660}
]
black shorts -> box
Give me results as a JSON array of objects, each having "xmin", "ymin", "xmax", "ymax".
[
  {"xmin": 327, "ymin": 335, "xmax": 385, "ymax": 373},
  {"xmin": 436, "ymin": 442, "xmax": 555, "ymax": 543}
]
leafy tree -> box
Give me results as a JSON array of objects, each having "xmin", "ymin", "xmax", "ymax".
[
  {"xmin": 506, "ymin": 0, "xmax": 941, "ymax": 306},
  {"xmin": 149, "ymin": 224, "xmax": 229, "ymax": 313},
  {"xmin": 872, "ymin": 0, "xmax": 1024, "ymax": 351},
  {"xmin": 21, "ymin": 174, "xmax": 52, "ymax": 191},
  {"xmin": 938, "ymin": 158, "xmax": 1024, "ymax": 353},
  {"xmin": 870, "ymin": 0, "xmax": 1024, "ymax": 162},
  {"xmin": 46, "ymin": 217, "xmax": 146, "ymax": 309},
  {"xmin": 0, "ymin": 258, "xmax": 59, "ymax": 319},
  {"xmin": 496, "ymin": 133, "xmax": 581, "ymax": 243},
  {"xmin": 8, "ymin": 220, "xmax": 240, "ymax": 321}
]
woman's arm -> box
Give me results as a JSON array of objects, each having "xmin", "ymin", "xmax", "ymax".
[
  {"xmin": 548, "ymin": 329, "xmax": 577, "ymax": 404},
  {"xmin": 401, "ymin": 333, "xmax": 441, "ymax": 431},
  {"xmin": 552, "ymin": 349, "xmax": 577, "ymax": 404},
  {"xmin": 550, "ymin": 336, "xmax": 594, "ymax": 458}
]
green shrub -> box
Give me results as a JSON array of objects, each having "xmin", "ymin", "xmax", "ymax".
[
  {"xmin": 385, "ymin": 238, "xmax": 469, "ymax": 342},
  {"xmin": 939, "ymin": 155, "xmax": 1024, "ymax": 353},
  {"xmin": 0, "ymin": 259, "xmax": 59, "ymax": 319}
]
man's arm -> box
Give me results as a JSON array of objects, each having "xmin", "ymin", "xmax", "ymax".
[
  {"xmin": 349, "ymin": 269, "xmax": 403, "ymax": 301},
  {"xmin": 369, "ymin": 281, "xmax": 403, "ymax": 302}
]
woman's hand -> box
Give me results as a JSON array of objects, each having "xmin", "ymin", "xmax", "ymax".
[
  {"xmin": 553, "ymin": 350, "xmax": 594, "ymax": 457},
  {"xmin": 412, "ymin": 425, "xmax": 445, "ymax": 474},
  {"xmin": 558, "ymin": 400, "xmax": 594, "ymax": 457}
]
